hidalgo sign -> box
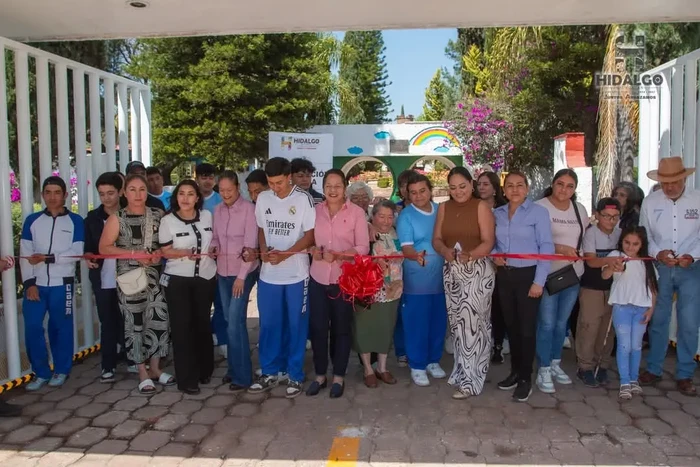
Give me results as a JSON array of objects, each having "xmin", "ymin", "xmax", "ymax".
[{"xmin": 269, "ymin": 131, "xmax": 334, "ymax": 188}]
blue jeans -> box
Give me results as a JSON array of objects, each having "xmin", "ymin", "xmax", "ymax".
[
  {"xmin": 211, "ymin": 286, "xmax": 227, "ymax": 346},
  {"xmin": 536, "ymin": 283, "xmax": 580, "ymax": 367},
  {"xmin": 218, "ymin": 269, "xmax": 259, "ymax": 387},
  {"xmin": 647, "ymin": 262, "xmax": 700, "ymax": 379},
  {"xmin": 613, "ymin": 304, "xmax": 647, "ymax": 385}
]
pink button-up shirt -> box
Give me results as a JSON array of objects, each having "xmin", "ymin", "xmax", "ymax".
[
  {"xmin": 310, "ymin": 200, "xmax": 370, "ymax": 285},
  {"xmin": 211, "ymin": 196, "xmax": 259, "ymax": 279}
]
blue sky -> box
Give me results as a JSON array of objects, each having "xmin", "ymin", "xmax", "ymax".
[{"xmin": 334, "ymin": 29, "xmax": 458, "ymax": 119}]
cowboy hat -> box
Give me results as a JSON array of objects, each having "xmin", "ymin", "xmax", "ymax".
[{"xmin": 647, "ymin": 156, "xmax": 696, "ymax": 183}]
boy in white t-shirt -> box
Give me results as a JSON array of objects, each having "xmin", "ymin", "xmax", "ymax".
[{"xmin": 248, "ymin": 157, "xmax": 316, "ymax": 398}]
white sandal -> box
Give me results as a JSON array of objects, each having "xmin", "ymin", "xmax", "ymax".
[
  {"xmin": 156, "ymin": 372, "xmax": 176, "ymax": 386},
  {"xmin": 138, "ymin": 378, "xmax": 156, "ymax": 394}
]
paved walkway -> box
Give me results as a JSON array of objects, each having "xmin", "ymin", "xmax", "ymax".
[{"xmin": 1, "ymin": 300, "xmax": 700, "ymax": 466}]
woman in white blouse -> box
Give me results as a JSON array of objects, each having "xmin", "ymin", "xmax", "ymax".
[{"xmin": 159, "ymin": 179, "xmax": 218, "ymax": 395}]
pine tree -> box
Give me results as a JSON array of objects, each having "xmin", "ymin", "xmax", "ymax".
[
  {"xmin": 420, "ymin": 69, "xmax": 447, "ymax": 121},
  {"xmin": 339, "ymin": 31, "xmax": 392, "ymax": 123}
]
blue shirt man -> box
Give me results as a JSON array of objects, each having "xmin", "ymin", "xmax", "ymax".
[{"xmin": 20, "ymin": 176, "xmax": 84, "ymax": 391}]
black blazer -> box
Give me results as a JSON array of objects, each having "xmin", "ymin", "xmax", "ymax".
[{"xmin": 84, "ymin": 205, "xmax": 111, "ymax": 289}]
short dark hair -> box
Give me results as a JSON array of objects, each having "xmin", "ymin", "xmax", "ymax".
[
  {"xmin": 195, "ymin": 163, "xmax": 217, "ymax": 177},
  {"xmin": 504, "ymin": 170, "xmax": 529, "ymax": 187},
  {"xmin": 95, "ymin": 172, "xmax": 123, "ymax": 191},
  {"xmin": 397, "ymin": 169, "xmax": 414, "ymax": 186},
  {"xmin": 146, "ymin": 166, "xmax": 162, "ymax": 177},
  {"xmin": 291, "ymin": 158, "xmax": 315, "ymax": 174},
  {"xmin": 219, "ymin": 170, "xmax": 239, "ymax": 185},
  {"xmin": 596, "ymin": 197, "xmax": 621, "ymax": 213},
  {"xmin": 322, "ymin": 168, "xmax": 347, "ymax": 187},
  {"xmin": 124, "ymin": 174, "xmax": 148, "ymax": 190},
  {"xmin": 265, "ymin": 157, "xmax": 291, "ymax": 177},
  {"xmin": 42, "ymin": 176, "xmax": 67, "ymax": 194},
  {"xmin": 246, "ymin": 169, "xmax": 268, "ymax": 186},
  {"xmin": 170, "ymin": 179, "xmax": 204, "ymax": 212},
  {"xmin": 125, "ymin": 160, "xmax": 146, "ymax": 175},
  {"xmin": 406, "ymin": 172, "xmax": 433, "ymax": 192}
]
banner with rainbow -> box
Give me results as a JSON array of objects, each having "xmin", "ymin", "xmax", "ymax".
[{"xmin": 409, "ymin": 126, "xmax": 461, "ymax": 153}]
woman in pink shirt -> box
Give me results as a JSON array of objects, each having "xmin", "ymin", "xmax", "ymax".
[
  {"xmin": 307, "ymin": 169, "xmax": 370, "ymax": 398},
  {"xmin": 210, "ymin": 171, "xmax": 259, "ymax": 392}
]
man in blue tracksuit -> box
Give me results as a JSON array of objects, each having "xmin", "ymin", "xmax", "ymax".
[{"xmin": 20, "ymin": 176, "xmax": 85, "ymax": 391}]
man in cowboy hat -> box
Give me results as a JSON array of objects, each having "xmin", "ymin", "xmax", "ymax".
[{"xmin": 639, "ymin": 156, "xmax": 700, "ymax": 396}]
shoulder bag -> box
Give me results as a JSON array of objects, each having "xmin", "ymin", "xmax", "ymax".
[
  {"xmin": 544, "ymin": 202, "xmax": 584, "ymax": 295},
  {"xmin": 116, "ymin": 209, "xmax": 153, "ymax": 296}
]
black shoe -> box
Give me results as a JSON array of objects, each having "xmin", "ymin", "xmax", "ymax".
[
  {"xmin": 577, "ymin": 369, "xmax": 599, "ymax": 388},
  {"xmin": 229, "ymin": 383, "xmax": 247, "ymax": 393},
  {"xmin": 595, "ymin": 368, "xmax": 609, "ymax": 386},
  {"xmin": 513, "ymin": 380, "xmax": 532, "ymax": 402},
  {"xmin": 0, "ymin": 400, "xmax": 21, "ymax": 417},
  {"xmin": 182, "ymin": 387, "xmax": 200, "ymax": 395},
  {"xmin": 305, "ymin": 380, "xmax": 327, "ymax": 397},
  {"xmin": 491, "ymin": 346, "xmax": 504, "ymax": 364},
  {"xmin": 329, "ymin": 382, "xmax": 345, "ymax": 398},
  {"xmin": 199, "ymin": 376, "xmax": 212, "ymax": 385},
  {"xmin": 222, "ymin": 375, "xmax": 232, "ymax": 384},
  {"xmin": 498, "ymin": 372, "xmax": 519, "ymax": 391}
]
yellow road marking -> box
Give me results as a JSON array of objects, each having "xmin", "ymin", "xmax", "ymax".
[{"xmin": 326, "ymin": 437, "xmax": 360, "ymax": 466}]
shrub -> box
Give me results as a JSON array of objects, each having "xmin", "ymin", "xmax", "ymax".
[
  {"xmin": 377, "ymin": 177, "xmax": 392, "ymax": 188},
  {"xmin": 426, "ymin": 170, "xmax": 449, "ymax": 188}
]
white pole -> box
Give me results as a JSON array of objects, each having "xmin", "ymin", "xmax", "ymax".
[
  {"xmin": 140, "ymin": 88, "xmax": 152, "ymax": 167},
  {"xmin": 117, "ymin": 84, "xmax": 129, "ymax": 172},
  {"xmin": 36, "ymin": 56, "xmax": 52, "ymax": 193},
  {"xmin": 130, "ymin": 88, "xmax": 141, "ymax": 163},
  {"xmin": 0, "ymin": 47, "xmax": 21, "ymax": 379},
  {"xmin": 88, "ymin": 73, "xmax": 106, "ymax": 203},
  {"xmin": 75, "ymin": 72, "xmax": 95, "ymax": 349},
  {"xmin": 14, "ymin": 50, "xmax": 34, "ymax": 218},
  {"xmin": 55, "ymin": 63, "xmax": 71, "ymax": 203},
  {"xmin": 104, "ymin": 78, "xmax": 117, "ymax": 172}
]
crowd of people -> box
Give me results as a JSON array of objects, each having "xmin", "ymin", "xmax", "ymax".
[{"xmin": 4, "ymin": 153, "xmax": 699, "ymax": 417}]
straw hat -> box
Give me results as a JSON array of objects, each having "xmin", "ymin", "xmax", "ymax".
[{"xmin": 647, "ymin": 157, "xmax": 696, "ymax": 183}]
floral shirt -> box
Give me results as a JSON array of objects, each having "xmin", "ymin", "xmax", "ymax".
[{"xmin": 372, "ymin": 229, "xmax": 403, "ymax": 302}]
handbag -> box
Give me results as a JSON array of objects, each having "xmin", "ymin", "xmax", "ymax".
[
  {"xmin": 544, "ymin": 202, "xmax": 584, "ymax": 295},
  {"xmin": 116, "ymin": 209, "xmax": 153, "ymax": 296}
]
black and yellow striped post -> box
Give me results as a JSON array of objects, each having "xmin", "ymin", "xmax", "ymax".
[{"xmin": 0, "ymin": 343, "xmax": 101, "ymax": 395}]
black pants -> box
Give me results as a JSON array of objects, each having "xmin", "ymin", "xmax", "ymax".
[
  {"xmin": 309, "ymin": 278, "xmax": 354, "ymax": 377},
  {"xmin": 94, "ymin": 288, "xmax": 122, "ymax": 372},
  {"xmin": 497, "ymin": 266, "xmax": 541, "ymax": 383},
  {"xmin": 491, "ymin": 280, "xmax": 507, "ymax": 347},
  {"xmin": 165, "ymin": 275, "xmax": 216, "ymax": 390}
]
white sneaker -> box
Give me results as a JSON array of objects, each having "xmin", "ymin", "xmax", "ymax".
[
  {"xmin": 563, "ymin": 336, "xmax": 572, "ymax": 349},
  {"xmin": 306, "ymin": 340, "xmax": 311, "ymax": 350},
  {"xmin": 536, "ymin": 367, "xmax": 556, "ymax": 393},
  {"xmin": 444, "ymin": 335, "xmax": 454, "ymax": 355},
  {"xmin": 218, "ymin": 345, "xmax": 228, "ymax": 359},
  {"xmin": 426, "ymin": 363, "xmax": 447, "ymax": 379},
  {"xmin": 410, "ymin": 369, "xmax": 430, "ymax": 387},
  {"xmin": 502, "ymin": 339, "xmax": 511, "ymax": 355},
  {"xmin": 551, "ymin": 359, "xmax": 572, "ymax": 385}
]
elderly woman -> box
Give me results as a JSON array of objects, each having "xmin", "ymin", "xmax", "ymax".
[
  {"xmin": 347, "ymin": 181, "xmax": 374, "ymax": 220},
  {"xmin": 612, "ymin": 181, "xmax": 644, "ymax": 230},
  {"xmin": 354, "ymin": 200, "xmax": 403, "ymax": 387}
]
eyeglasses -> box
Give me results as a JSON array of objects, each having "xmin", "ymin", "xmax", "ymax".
[{"xmin": 599, "ymin": 214, "xmax": 620, "ymax": 221}]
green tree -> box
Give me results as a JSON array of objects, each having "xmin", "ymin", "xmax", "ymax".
[
  {"xmin": 444, "ymin": 28, "xmax": 486, "ymax": 99},
  {"xmin": 339, "ymin": 31, "xmax": 392, "ymax": 123},
  {"xmin": 419, "ymin": 69, "xmax": 447, "ymax": 121},
  {"xmin": 128, "ymin": 34, "xmax": 332, "ymax": 181}
]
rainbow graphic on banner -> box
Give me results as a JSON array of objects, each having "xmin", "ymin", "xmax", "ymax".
[{"xmin": 409, "ymin": 126, "xmax": 460, "ymax": 149}]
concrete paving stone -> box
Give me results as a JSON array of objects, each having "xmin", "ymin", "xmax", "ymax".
[
  {"xmin": 228, "ymin": 403, "xmax": 259, "ymax": 418},
  {"xmin": 75, "ymin": 403, "xmax": 111, "ymax": 418},
  {"xmin": 541, "ymin": 423, "xmax": 581, "ymax": 442},
  {"xmin": 264, "ymin": 440, "xmax": 312, "ymax": 461},
  {"xmin": 579, "ymin": 433, "xmax": 623, "ymax": 456},
  {"xmin": 635, "ymin": 417, "xmax": 675, "ymax": 436},
  {"xmin": 170, "ymin": 400, "xmax": 203, "ymax": 415},
  {"xmin": 7, "ymin": 393, "xmax": 41, "ymax": 405},
  {"xmin": 569, "ymin": 415, "xmax": 607, "ymax": 435},
  {"xmin": 553, "ymin": 388, "xmax": 585, "ymax": 402},
  {"xmin": 224, "ymin": 440, "xmax": 268, "ymax": 460},
  {"xmin": 526, "ymin": 392, "xmax": 558, "ymax": 408},
  {"xmin": 204, "ymin": 395, "xmax": 235, "ymax": 408},
  {"xmin": 130, "ymin": 405, "xmax": 169, "ymax": 422},
  {"xmin": 592, "ymin": 452, "xmax": 632, "ymax": 466},
  {"xmin": 559, "ymin": 401, "xmax": 592, "ymax": 418},
  {"xmin": 22, "ymin": 402, "xmax": 56, "ymax": 418},
  {"xmin": 650, "ymin": 435, "xmax": 695, "ymax": 456},
  {"xmin": 67, "ymin": 427, "xmax": 109, "ymax": 448},
  {"xmin": 87, "ymin": 439, "xmax": 129, "ymax": 455},
  {"xmin": 585, "ymin": 394, "xmax": 620, "ymax": 411},
  {"xmin": 19, "ymin": 436, "xmax": 65, "ymax": 456},
  {"xmin": 79, "ymin": 383, "xmax": 111, "ymax": 397},
  {"xmin": 40, "ymin": 388, "xmax": 77, "ymax": 402},
  {"xmin": 69, "ymin": 453, "xmax": 115, "ymax": 466},
  {"xmin": 0, "ymin": 416, "xmax": 29, "ymax": 435},
  {"xmin": 668, "ymin": 456, "xmax": 700, "ymax": 466},
  {"xmin": 439, "ymin": 431, "xmax": 479, "ymax": 454},
  {"xmin": 621, "ymin": 400, "xmax": 657, "ymax": 418},
  {"xmin": 639, "ymin": 385, "xmax": 665, "ymax": 396},
  {"xmin": 182, "ymin": 387, "xmax": 215, "ymax": 401},
  {"xmin": 238, "ymin": 426, "xmax": 277, "ymax": 447},
  {"xmin": 658, "ymin": 408, "xmax": 699, "ymax": 427},
  {"xmin": 173, "ymin": 424, "xmax": 210, "ymax": 444},
  {"xmin": 681, "ymin": 403, "xmax": 700, "ymax": 418},
  {"xmin": 148, "ymin": 391, "xmax": 182, "ymax": 407},
  {"xmin": 113, "ymin": 397, "xmax": 149, "ymax": 412},
  {"xmin": 48, "ymin": 417, "xmax": 90, "ymax": 437},
  {"xmin": 197, "ymin": 433, "xmax": 238, "ymax": 458},
  {"xmin": 621, "ymin": 442, "xmax": 669, "ymax": 466},
  {"xmin": 110, "ymin": 420, "xmax": 146, "ymax": 440},
  {"xmin": 372, "ymin": 431, "xmax": 413, "ymax": 451},
  {"xmin": 213, "ymin": 416, "xmax": 250, "ymax": 436},
  {"xmin": 93, "ymin": 411, "xmax": 131, "ymax": 428},
  {"xmin": 596, "ymin": 408, "xmax": 632, "ymax": 426},
  {"xmin": 179, "ymin": 459, "xmax": 223, "ymax": 467},
  {"xmin": 676, "ymin": 424, "xmax": 700, "ymax": 444},
  {"xmin": 190, "ymin": 407, "xmax": 226, "ymax": 425},
  {"xmin": 5, "ymin": 424, "xmax": 48, "ymax": 444},
  {"xmin": 94, "ymin": 390, "xmax": 131, "ymax": 404},
  {"xmin": 645, "ymin": 396, "xmax": 682, "ymax": 410},
  {"xmin": 55, "ymin": 394, "xmax": 92, "ymax": 410},
  {"xmin": 34, "ymin": 409, "xmax": 72, "ymax": 425},
  {"xmin": 105, "ymin": 452, "xmax": 152, "ymax": 467},
  {"xmin": 129, "ymin": 430, "xmax": 172, "ymax": 452},
  {"xmin": 606, "ymin": 425, "xmax": 649, "ymax": 444},
  {"xmin": 657, "ymin": 379, "xmax": 679, "ymax": 391},
  {"xmin": 151, "ymin": 413, "xmax": 190, "ymax": 436},
  {"xmin": 34, "ymin": 450, "xmax": 84, "ymax": 467},
  {"xmin": 111, "ymin": 380, "xmax": 139, "ymax": 391},
  {"xmin": 153, "ymin": 441, "xmax": 195, "ymax": 459}
]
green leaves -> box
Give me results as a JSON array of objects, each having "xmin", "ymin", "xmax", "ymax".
[{"xmin": 420, "ymin": 69, "xmax": 447, "ymax": 121}]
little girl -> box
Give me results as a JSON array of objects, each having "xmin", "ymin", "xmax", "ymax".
[{"xmin": 602, "ymin": 226, "xmax": 658, "ymax": 400}]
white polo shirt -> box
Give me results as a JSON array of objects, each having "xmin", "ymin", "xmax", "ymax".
[
  {"xmin": 255, "ymin": 186, "xmax": 316, "ymax": 285},
  {"xmin": 640, "ymin": 188, "xmax": 700, "ymax": 258},
  {"xmin": 159, "ymin": 210, "xmax": 217, "ymax": 280}
]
